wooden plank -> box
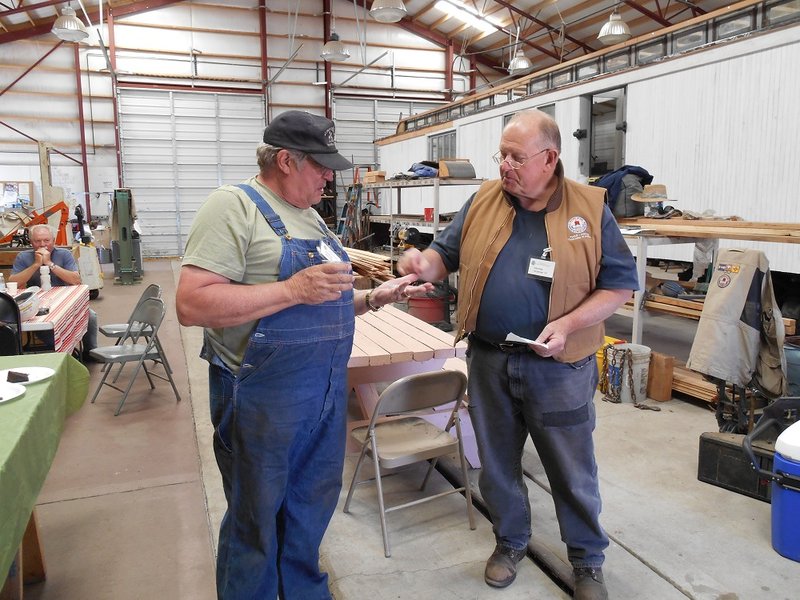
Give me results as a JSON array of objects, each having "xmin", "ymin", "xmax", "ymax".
[
  {"xmin": 621, "ymin": 218, "xmax": 800, "ymax": 230},
  {"xmin": 672, "ymin": 364, "xmax": 717, "ymax": 403},
  {"xmin": 355, "ymin": 319, "xmax": 413, "ymax": 365},
  {"xmin": 365, "ymin": 309, "xmax": 436, "ymax": 361},
  {"xmin": 618, "ymin": 220, "xmax": 800, "ymax": 244},
  {"xmin": 351, "ymin": 330, "xmax": 391, "ymax": 367}
]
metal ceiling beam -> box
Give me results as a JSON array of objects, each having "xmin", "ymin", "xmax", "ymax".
[
  {"xmin": 621, "ymin": 0, "xmax": 673, "ymax": 27},
  {"xmin": 0, "ymin": 0, "xmax": 185, "ymax": 44},
  {"xmin": 491, "ymin": 0, "xmax": 596, "ymax": 54},
  {"xmin": 108, "ymin": 0, "xmax": 185, "ymax": 18},
  {"xmin": 392, "ymin": 17, "xmax": 506, "ymax": 73},
  {"xmin": 0, "ymin": 0, "xmax": 62, "ymax": 17}
]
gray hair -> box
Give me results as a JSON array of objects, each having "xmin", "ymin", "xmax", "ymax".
[
  {"xmin": 507, "ymin": 109, "xmax": 562, "ymax": 153},
  {"xmin": 257, "ymin": 144, "xmax": 308, "ymax": 173},
  {"xmin": 29, "ymin": 223, "xmax": 56, "ymax": 239}
]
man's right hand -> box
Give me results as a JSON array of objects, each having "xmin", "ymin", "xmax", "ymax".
[
  {"xmin": 396, "ymin": 247, "xmax": 436, "ymax": 280},
  {"xmin": 285, "ymin": 262, "xmax": 354, "ymax": 305}
]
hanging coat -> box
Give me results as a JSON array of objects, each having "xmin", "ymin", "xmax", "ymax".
[{"xmin": 687, "ymin": 248, "xmax": 788, "ymax": 397}]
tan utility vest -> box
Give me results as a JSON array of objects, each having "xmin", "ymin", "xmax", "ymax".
[{"xmin": 456, "ymin": 177, "xmax": 607, "ymax": 363}]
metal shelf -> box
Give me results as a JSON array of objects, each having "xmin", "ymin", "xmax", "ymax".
[{"xmin": 364, "ymin": 178, "xmax": 484, "ymax": 259}]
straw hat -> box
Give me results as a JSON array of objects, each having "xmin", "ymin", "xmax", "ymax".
[{"xmin": 631, "ymin": 184, "xmax": 677, "ymax": 203}]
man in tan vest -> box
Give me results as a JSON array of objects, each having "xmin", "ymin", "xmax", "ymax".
[{"xmin": 398, "ymin": 109, "xmax": 638, "ymax": 599}]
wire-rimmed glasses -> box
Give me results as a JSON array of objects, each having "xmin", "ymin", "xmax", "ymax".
[{"xmin": 492, "ymin": 148, "xmax": 547, "ymax": 170}]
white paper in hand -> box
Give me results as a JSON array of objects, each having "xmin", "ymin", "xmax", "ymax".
[{"xmin": 505, "ymin": 332, "xmax": 548, "ymax": 349}]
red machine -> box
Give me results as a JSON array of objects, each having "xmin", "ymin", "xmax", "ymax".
[{"xmin": 0, "ymin": 201, "xmax": 71, "ymax": 247}]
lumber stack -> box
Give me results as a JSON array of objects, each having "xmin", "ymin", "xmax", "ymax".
[
  {"xmin": 672, "ymin": 362, "xmax": 717, "ymax": 403},
  {"xmin": 624, "ymin": 293, "xmax": 796, "ymax": 334},
  {"xmin": 344, "ymin": 247, "xmax": 394, "ymax": 282}
]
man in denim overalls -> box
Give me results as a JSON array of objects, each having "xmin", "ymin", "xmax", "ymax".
[{"xmin": 177, "ymin": 111, "xmax": 429, "ymax": 599}]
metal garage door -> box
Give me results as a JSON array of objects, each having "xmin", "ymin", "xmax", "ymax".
[
  {"xmin": 332, "ymin": 95, "xmax": 440, "ymax": 198},
  {"xmin": 118, "ymin": 89, "xmax": 265, "ymax": 257}
]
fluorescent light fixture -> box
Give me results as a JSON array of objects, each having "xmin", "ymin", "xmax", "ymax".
[
  {"xmin": 52, "ymin": 5, "xmax": 89, "ymax": 42},
  {"xmin": 434, "ymin": 0, "xmax": 501, "ymax": 35},
  {"xmin": 370, "ymin": 0, "xmax": 408, "ymax": 24},
  {"xmin": 321, "ymin": 32, "xmax": 350, "ymax": 62},
  {"xmin": 598, "ymin": 9, "xmax": 632, "ymax": 45}
]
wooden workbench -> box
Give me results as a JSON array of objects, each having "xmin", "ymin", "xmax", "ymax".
[{"xmin": 619, "ymin": 218, "xmax": 800, "ymax": 345}]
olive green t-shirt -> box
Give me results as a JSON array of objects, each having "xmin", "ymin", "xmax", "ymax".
[{"xmin": 182, "ymin": 176, "xmax": 331, "ymax": 372}]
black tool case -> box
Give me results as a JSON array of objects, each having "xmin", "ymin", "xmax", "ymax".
[{"xmin": 698, "ymin": 431, "xmax": 774, "ymax": 502}]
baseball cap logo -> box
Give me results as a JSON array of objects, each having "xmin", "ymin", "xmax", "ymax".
[{"xmin": 324, "ymin": 126, "xmax": 336, "ymax": 147}]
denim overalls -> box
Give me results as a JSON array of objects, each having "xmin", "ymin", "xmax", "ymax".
[{"xmin": 208, "ymin": 184, "xmax": 354, "ymax": 600}]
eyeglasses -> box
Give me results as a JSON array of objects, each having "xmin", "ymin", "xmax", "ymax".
[{"xmin": 492, "ymin": 148, "xmax": 548, "ymax": 170}]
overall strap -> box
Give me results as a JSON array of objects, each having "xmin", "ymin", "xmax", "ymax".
[{"xmin": 235, "ymin": 183, "xmax": 287, "ymax": 237}]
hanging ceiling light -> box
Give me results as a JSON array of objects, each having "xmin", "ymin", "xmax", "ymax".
[
  {"xmin": 508, "ymin": 48, "xmax": 533, "ymax": 76},
  {"xmin": 321, "ymin": 32, "xmax": 350, "ymax": 62},
  {"xmin": 52, "ymin": 5, "xmax": 89, "ymax": 42},
  {"xmin": 321, "ymin": 5, "xmax": 350, "ymax": 62},
  {"xmin": 597, "ymin": 8, "xmax": 632, "ymax": 46},
  {"xmin": 370, "ymin": 0, "xmax": 408, "ymax": 24}
]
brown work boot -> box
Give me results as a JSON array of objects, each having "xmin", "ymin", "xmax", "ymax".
[
  {"xmin": 484, "ymin": 544, "xmax": 527, "ymax": 588},
  {"xmin": 573, "ymin": 567, "xmax": 608, "ymax": 600}
]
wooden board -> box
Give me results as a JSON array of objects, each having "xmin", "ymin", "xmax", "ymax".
[
  {"xmin": 672, "ymin": 363, "xmax": 717, "ymax": 403},
  {"xmin": 618, "ymin": 218, "xmax": 800, "ymax": 244}
]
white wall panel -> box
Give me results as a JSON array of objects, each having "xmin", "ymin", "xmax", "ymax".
[
  {"xmin": 625, "ymin": 41, "xmax": 800, "ymax": 271},
  {"xmin": 378, "ymin": 28, "xmax": 800, "ymax": 273},
  {"xmin": 331, "ymin": 96, "xmax": 444, "ymax": 216},
  {"xmin": 119, "ymin": 89, "xmax": 264, "ymax": 257}
]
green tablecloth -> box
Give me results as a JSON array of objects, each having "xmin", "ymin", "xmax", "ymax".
[{"xmin": 0, "ymin": 353, "xmax": 89, "ymax": 581}]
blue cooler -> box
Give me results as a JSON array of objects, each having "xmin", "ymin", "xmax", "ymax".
[{"xmin": 772, "ymin": 420, "xmax": 800, "ymax": 562}]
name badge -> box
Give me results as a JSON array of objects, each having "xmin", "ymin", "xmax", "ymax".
[{"xmin": 527, "ymin": 257, "xmax": 555, "ymax": 281}]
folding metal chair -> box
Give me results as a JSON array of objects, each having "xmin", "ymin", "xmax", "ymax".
[
  {"xmin": 98, "ymin": 283, "xmax": 172, "ymax": 380},
  {"xmin": 89, "ymin": 297, "xmax": 181, "ymax": 416},
  {"xmin": 343, "ymin": 369, "xmax": 476, "ymax": 557},
  {"xmin": 98, "ymin": 283, "xmax": 161, "ymax": 341}
]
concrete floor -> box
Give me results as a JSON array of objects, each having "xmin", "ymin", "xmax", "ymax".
[{"xmin": 24, "ymin": 259, "xmax": 800, "ymax": 600}]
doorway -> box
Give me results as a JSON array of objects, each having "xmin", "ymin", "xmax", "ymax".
[{"xmin": 590, "ymin": 87, "xmax": 626, "ymax": 178}]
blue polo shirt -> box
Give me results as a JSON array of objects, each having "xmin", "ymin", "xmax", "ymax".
[
  {"xmin": 11, "ymin": 247, "xmax": 79, "ymax": 288},
  {"xmin": 431, "ymin": 194, "xmax": 638, "ymax": 343}
]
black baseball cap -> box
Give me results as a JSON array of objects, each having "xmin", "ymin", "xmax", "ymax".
[{"xmin": 263, "ymin": 110, "xmax": 353, "ymax": 171}]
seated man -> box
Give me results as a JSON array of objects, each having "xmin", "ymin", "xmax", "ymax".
[{"xmin": 9, "ymin": 223, "xmax": 98, "ymax": 357}]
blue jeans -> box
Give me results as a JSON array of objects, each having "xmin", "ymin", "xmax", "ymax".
[{"xmin": 466, "ymin": 339, "xmax": 608, "ymax": 568}]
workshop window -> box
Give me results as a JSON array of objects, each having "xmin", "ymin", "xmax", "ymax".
[{"xmin": 430, "ymin": 131, "xmax": 456, "ymax": 161}]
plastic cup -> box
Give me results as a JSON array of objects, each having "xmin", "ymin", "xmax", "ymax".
[{"xmin": 6, "ymin": 282, "xmax": 17, "ymax": 294}]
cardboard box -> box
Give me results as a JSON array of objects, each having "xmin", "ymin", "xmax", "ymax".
[
  {"xmin": 363, "ymin": 171, "xmax": 386, "ymax": 184},
  {"xmin": 647, "ymin": 351, "xmax": 675, "ymax": 402}
]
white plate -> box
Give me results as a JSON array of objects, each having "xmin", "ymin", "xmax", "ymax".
[
  {"xmin": 0, "ymin": 366, "xmax": 56, "ymax": 386},
  {"xmin": 0, "ymin": 382, "xmax": 26, "ymax": 404}
]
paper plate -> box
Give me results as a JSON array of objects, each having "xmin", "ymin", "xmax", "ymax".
[
  {"xmin": 0, "ymin": 366, "xmax": 55, "ymax": 386},
  {"xmin": 0, "ymin": 382, "xmax": 26, "ymax": 404}
]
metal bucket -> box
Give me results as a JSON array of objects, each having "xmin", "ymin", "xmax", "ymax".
[{"xmin": 97, "ymin": 246, "xmax": 112, "ymax": 264}]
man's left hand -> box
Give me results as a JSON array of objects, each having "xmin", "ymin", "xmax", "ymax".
[
  {"xmin": 370, "ymin": 273, "xmax": 434, "ymax": 307},
  {"xmin": 530, "ymin": 323, "xmax": 566, "ymax": 357}
]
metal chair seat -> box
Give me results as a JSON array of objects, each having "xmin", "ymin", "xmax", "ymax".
[{"xmin": 343, "ymin": 369, "xmax": 476, "ymax": 557}]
